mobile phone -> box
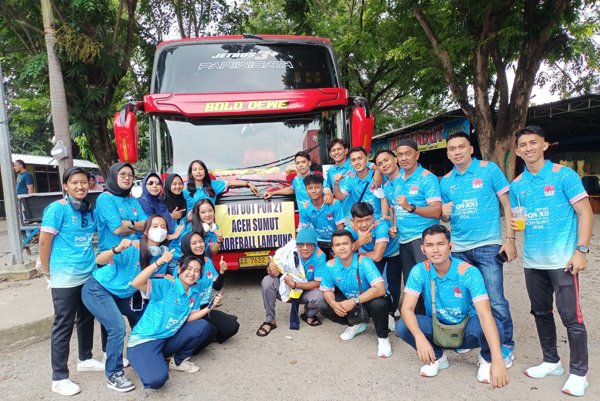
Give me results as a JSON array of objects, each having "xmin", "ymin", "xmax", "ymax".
[
  {"xmin": 207, "ymin": 291, "xmax": 222, "ymax": 309},
  {"xmin": 495, "ymin": 250, "xmax": 509, "ymax": 264}
]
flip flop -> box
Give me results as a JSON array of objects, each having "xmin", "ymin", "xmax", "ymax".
[
  {"xmin": 256, "ymin": 321, "xmax": 277, "ymax": 337},
  {"xmin": 300, "ymin": 313, "xmax": 322, "ymax": 327}
]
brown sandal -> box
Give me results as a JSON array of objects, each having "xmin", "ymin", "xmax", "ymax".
[
  {"xmin": 300, "ymin": 313, "xmax": 322, "ymax": 327},
  {"xmin": 256, "ymin": 321, "xmax": 277, "ymax": 337}
]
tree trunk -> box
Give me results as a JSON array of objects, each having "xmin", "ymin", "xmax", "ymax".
[
  {"xmin": 89, "ymin": 118, "xmax": 118, "ymax": 177},
  {"xmin": 41, "ymin": 0, "xmax": 72, "ymax": 178}
]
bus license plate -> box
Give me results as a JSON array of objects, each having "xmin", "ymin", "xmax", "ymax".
[{"xmin": 238, "ymin": 255, "xmax": 270, "ymax": 269}]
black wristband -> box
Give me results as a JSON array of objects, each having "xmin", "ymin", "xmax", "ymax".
[
  {"xmin": 112, "ymin": 246, "xmax": 121, "ymax": 255},
  {"xmin": 408, "ymin": 204, "xmax": 417, "ymax": 213}
]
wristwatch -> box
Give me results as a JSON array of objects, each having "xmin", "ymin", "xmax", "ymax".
[
  {"xmin": 353, "ymin": 297, "xmax": 360, "ymax": 305},
  {"xmin": 576, "ymin": 245, "xmax": 590, "ymax": 254},
  {"xmin": 408, "ymin": 204, "xmax": 417, "ymax": 213},
  {"xmin": 128, "ymin": 220, "xmax": 135, "ymax": 230}
]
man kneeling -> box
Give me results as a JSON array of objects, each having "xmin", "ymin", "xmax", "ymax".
[
  {"xmin": 319, "ymin": 229, "xmax": 391, "ymax": 358},
  {"xmin": 257, "ymin": 227, "xmax": 326, "ymax": 336},
  {"xmin": 396, "ymin": 224, "xmax": 509, "ymax": 387}
]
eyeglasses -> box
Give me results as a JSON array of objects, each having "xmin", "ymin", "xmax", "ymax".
[
  {"xmin": 146, "ymin": 181, "xmax": 162, "ymax": 186},
  {"xmin": 118, "ymin": 172, "xmax": 134, "ymax": 178}
]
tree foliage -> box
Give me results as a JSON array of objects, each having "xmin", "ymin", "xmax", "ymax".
[{"xmin": 396, "ymin": 0, "xmax": 599, "ymax": 177}]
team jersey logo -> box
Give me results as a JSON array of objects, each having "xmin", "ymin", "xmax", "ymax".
[
  {"xmin": 409, "ymin": 185, "xmax": 419, "ymax": 195},
  {"xmin": 472, "ymin": 179, "xmax": 483, "ymax": 189},
  {"xmin": 454, "ymin": 288, "xmax": 462, "ymax": 298},
  {"xmin": 207, "ymin": 271, "xmax": 213, "ymax": 279},
  {"xmin": 308, "ymin": 265, "xmax": 314, "ymax": 272},
  {"xmin": 544, "ymin": 186, "xmax": 555, "ymax": 196},
  {"xmin": 326, "ymin": 213, "xmax": 333, "ymax": 220},
  {"xmin": 449, "ymin": 185, "xmax": 456, "ymax": 192}
]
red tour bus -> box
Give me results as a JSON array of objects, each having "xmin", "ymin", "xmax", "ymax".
[{"xmin": 114, "ymin": 34, "xmax": 374, "ymax": 270}]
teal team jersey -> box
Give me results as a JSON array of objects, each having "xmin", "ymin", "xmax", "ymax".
[
  {"xmin": 41, "ymin": 199, "xmax": 96, "ymax": 288},
  {"xmin": 509, "ymin": 160, "xmax": 587, "ymax": 270},
  {"xmin": 405, "ymin": 258, "xmax": 489, "ymax": 325},
  {"xmin": 440, "ymin": 159, "xmax": 509, "ymax": 252}
]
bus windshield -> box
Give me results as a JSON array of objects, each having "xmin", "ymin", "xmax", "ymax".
[
  {"xmin": 152, "ymin": 110, "xmax": 345, "ymax": 197},
  {"xmin": 153, "ymin": 42, "xmax": 338, "ymax": 93}
]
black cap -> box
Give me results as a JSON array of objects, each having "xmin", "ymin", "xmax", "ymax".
[{"xmin": 396, "ymin": 138, "xmax": 419, "ymax": 151}]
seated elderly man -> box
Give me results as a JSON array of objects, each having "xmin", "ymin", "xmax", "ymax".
[
  {"xmin": 256, "ymin": 227, "xmax": 327, "ymax": 336},
  {"xmin": 319, "ymin": 229, "xmax": 391, "ymax": 358}
]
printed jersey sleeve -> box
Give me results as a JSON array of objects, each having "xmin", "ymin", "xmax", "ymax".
[
  {"xmin": 146, "ymin": 278, "xmax": 169, "ymax": 301},
  {"xmin": 311, "ymin": 251, "xmax": 327, "ymax": 281},
  {"xmin": 212, "ymin": 180, "xmax": 228, "ymax": 196},
  {"xmin": 297, "ymin": 201, "xmax": 311, "ymax": 227},
  {"xmin": 333, "ymin": 200, "xmax": 345, "ymax": 225},
  {"xmin": 404, "ymin": 263, "xmax": 426, "ymax": 297},
  {"xmin": 509, "ymin": 182, "xmax": 519, "ymax": 208},
  {"xmin": 488, "ymin": 162, "xmax": 510, "ymax": 196},
  {"xmin": 339, "ymin": 176, "xmax": 351, "ymax": 196},
  {"xmin": 40, "ymin": 201, "xmax": 64, "ymax": 235},
  {"xmin": 463, "ymin": 266, "xmax": 488, "ymax": 303},
  {"xmin": 423, "ymin": 173, "xmax": 442, "ymax": 204},
  {"xmin": 319, "ymin": 262, "xmax": 335, "ymax": 292},
  {"xmin": 561, "ymin": 167, "xmax": 588, "ymax": 204},
  {"xmin": 205, "ymin": 259, "xmax": 219, "ymax": 282},
  {"xmin": 95, "ymin": 194, "xmax": 123, "ymax": 232},
  {"xmin": 440, "ymin": 176, "xmax": 451, "ymax": 203},
  {"xmin": 359, "ymin": 257, "xmax": 383, "ymax": 287},
  {"xmin": 373, "ymin": 221, "xmax": 390, "ymax": 244}
]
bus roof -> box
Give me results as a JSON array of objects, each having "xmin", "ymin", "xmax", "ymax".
[{"xmin": 157, "ymin": 35, "xmax": 332, "ymax": 49}]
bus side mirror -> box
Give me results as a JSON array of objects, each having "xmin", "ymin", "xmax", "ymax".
[
  {"xmin": 350, "ymin": 97, "xmax": 374, "ymax": 153},
  {"xmin": 113, "ymin": 104, "xmax": 139, "ymax": 163}
]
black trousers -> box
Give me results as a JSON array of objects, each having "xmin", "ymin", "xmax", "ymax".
[
  {"xmin": 193, "ymin": 309, "xmax": 239, "ymax": 354},
  {"xmin": 374, "ymin": 253, "xmax": 402, "ymax": 313},
  {"xmin": 319, "ymin": 289, "xmax": 389, "ymax": 338},
  {"xmin": 525, "ymin": 268, "xmax": 588, "ymax": 375},
  {"xmin": 51, "ymin": 285, "xmax": 95, "ymax": 380},
  {"xmin": 399, "ymin": 238, "xmax": 426, "ymax": 315}
]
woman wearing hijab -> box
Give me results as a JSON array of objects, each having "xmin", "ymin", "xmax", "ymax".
[
  {"xmin": 138, "ymin": 173, "xmax": 183, "ymax": 241},
  {"xmin": 95, "ymin": 163, "xmax": 147, "ymax": 252},
  {"xmin": 180, "ymin": 231, "xmax": 239, "ymax": 352},
  {"xmin": 162, "ymin": 173, "xmax": 187, "ymax": 225}
]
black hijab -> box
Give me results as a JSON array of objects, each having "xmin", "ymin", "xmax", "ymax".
[
  {"xmin": 105, "ymin": 162, "xmax": 134, "ymax": 197},
  {"xmin": 180, "ymin": 231, "xmax": 206, "ymax": 268},
  {"xmin": 163, "ymin": 173, "xmax": 186, "ymax": 214}
]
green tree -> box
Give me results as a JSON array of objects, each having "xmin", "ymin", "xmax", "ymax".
[
  {"xmin": 401, "ymin": 0, "xmax": 600, "ymax": 177},
  {"xmin": 0, "ymin": 0, "xmax": 139, "ymax": 175}
]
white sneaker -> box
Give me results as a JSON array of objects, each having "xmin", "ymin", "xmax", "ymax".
[
  {"xmin": 77, "ymin": 358, "xmax": 104, "ymax": 372},
  {"xmin": 477, "ymin": 360, "xmax": 492, "ymax": 384},
  {"xmin": 103, "ymin": 352, "xmax": 130, "ymax": 369},
  {"xmin": 455, "ymin": 348, "xmax": 471, "ymax": 354},
  {"xmin": 525, "ymin": 361, "xmax": 565, "ymax": 379},
  {"xmin": 420, "ymin": 353, "xmax": 449, "ymax": 377},
  {"xmin": 339, "ymin": 323, "xmax": 367, "ymax": 341},
  {"xmin": 169, "ymin": 357, "xmax": 200, "ymax": 373},
  {"xmin": 377, "ymin": 337, "xmax": 392, "ymax": 358},
  {"xmin": 562, "ymin": 374, "xmax": 589, "ymax": 397},
  {"xmin": 388, "ymin": 315, "xmax": 396, "ymax": 332},
  {"xmin": 52, "ymin": 379, "xmax": 81, "ymax": 396}
]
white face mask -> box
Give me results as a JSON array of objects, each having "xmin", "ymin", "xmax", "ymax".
[
  {"xmin": 202, "ymin": 223, "xmax": 217, "ymax": 232},
  {"xmin": 147, "ymin": 227, "xmax": 168, "ymax": 243}
]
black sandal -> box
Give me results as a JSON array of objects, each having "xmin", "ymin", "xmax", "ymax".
[
  {"xmin": 256, "ymin": 321, "xmax": 277, "ymax": 337},
  {"xmin": 300, "ymin": 313, "xmax": 322, "ymax": 327}
]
